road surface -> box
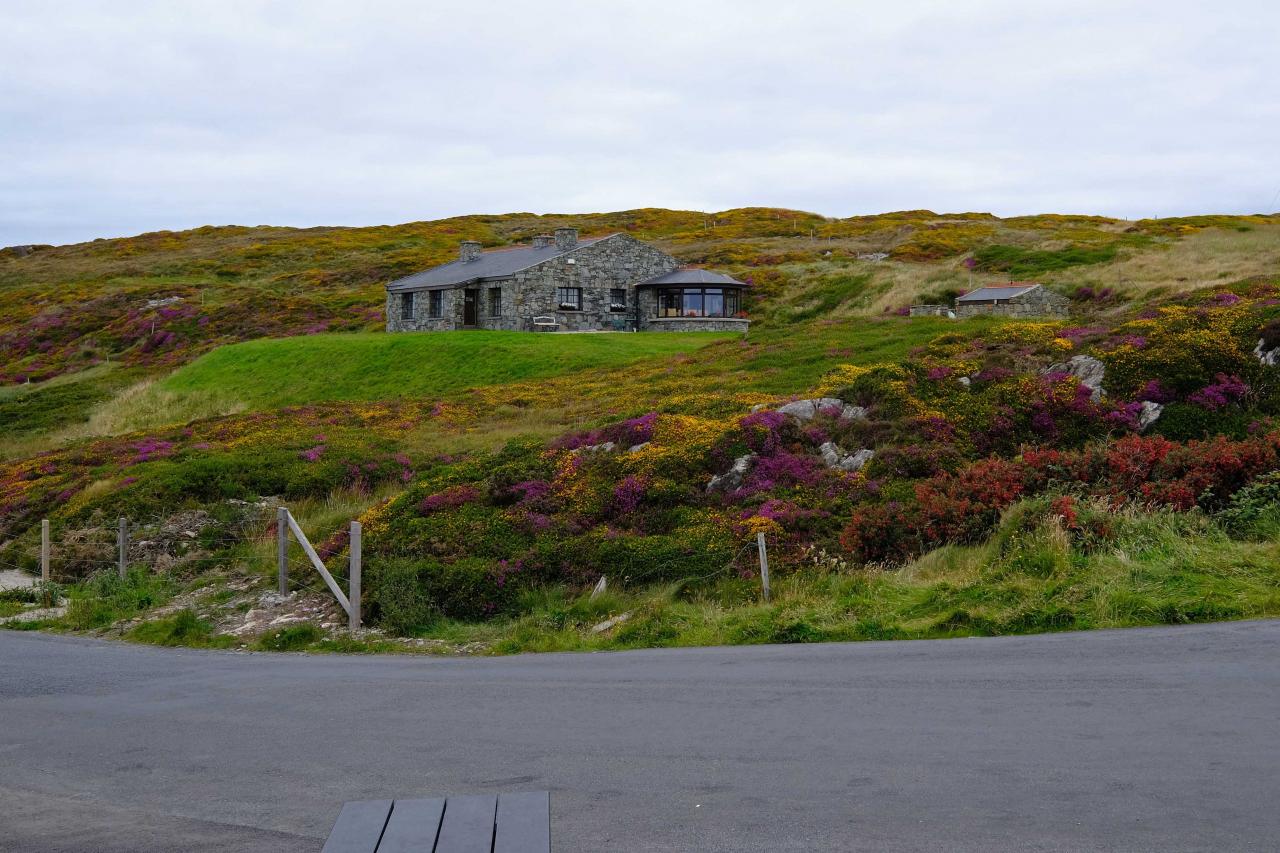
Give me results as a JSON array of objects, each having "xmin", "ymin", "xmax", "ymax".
[{"xmin": 2, "ymin": 622, "xmax": 1279, "ymax": 852}]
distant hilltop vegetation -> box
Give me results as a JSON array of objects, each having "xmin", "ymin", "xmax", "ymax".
[{"xmin": 2, "ymin": 207, "xmax": 1277, "ymax": 384}]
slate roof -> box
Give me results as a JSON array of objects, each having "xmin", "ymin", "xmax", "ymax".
[
  {"xmin": 386, "ymin": 236, "xmax": 610, "ymax": 292},
  {"xmin": 956, "ymin": 283, "xmax": 1041, "ymax": 302},
  {"xmin": 636, "ymin": 268, "xmax": 747, "ymax": 288}
]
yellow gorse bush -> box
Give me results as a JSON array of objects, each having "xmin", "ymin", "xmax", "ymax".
[{"xmin": 814, "ymin": 364, "xmax": 870, "ymax": 396}]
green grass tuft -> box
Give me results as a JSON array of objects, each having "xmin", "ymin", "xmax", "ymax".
[
  {"xmin": 255, "ymin": 623, "xmax": 325, "ymax": 651},
  {"xmin": 127, "ymin": 609, "xmax": 231, "ymax": 647}
]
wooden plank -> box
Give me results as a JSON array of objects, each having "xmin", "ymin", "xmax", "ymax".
[
  {"xmin": 286, "ymin": 511, "xmax": 352, "ymax": 614},
  {"xmin": 321, "ymin": 799, "xmax": 393, "ymax": 853},
  {"xmin": 493, "ymin": 791, "xmax": 550, "ymax": 853},
  {"xmin": 433, "ymin": 794, "xmax": 497, "ymax": 853},
  {"xmin": 375, "ymin": 798, "xmax": 445, "ymax": 853}
]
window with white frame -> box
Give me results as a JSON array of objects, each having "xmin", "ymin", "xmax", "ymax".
[{"xmin": 556, "ymin": 286, "xmax": 582, "ymax": 311}]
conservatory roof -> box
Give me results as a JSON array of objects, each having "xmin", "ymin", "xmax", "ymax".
[{"xmin": 636, "ymin": 268, "xmax": 747, "ymax": 288}]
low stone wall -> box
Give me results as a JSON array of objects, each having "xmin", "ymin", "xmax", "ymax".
[
  {"xmin": 955, "ymin": 286, "xmax": 1071, "ymax": 319},
  {"xmin": 955, "ymin": 301, "xmax": 1070, "ymax": 319},
  {"xmin": 642, "ymin": 317, "xmax": 750, "ymax": 333},
  {"xmin": 909, "ymin": 304, "xmax": 952, "ymax": 317}
]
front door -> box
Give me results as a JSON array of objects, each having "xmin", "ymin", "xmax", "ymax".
[{"xmin": 463, "ymin": 289, "xmax": 478, "ymax": 326}]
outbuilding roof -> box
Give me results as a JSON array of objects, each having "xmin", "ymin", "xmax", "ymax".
[
  {"xmin": 386, "ymin": 236, "xmax": 610, "ymax": 292},
  {"xmin": 956, "ymin": 283, "xmax": 1041, "ymax": 302},
  {"xmin": 636, "ymin": 268, "xmax": 747, "ymax": 288}
]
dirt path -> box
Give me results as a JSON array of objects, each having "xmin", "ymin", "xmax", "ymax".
[{"xmin": 0, "ymin": 569, "xmax": 35, "ymax": 591}]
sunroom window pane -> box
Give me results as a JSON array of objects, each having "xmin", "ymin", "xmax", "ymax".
[
  {"xmin": 726, "ymin": 289, "xmax": 740, "ymax": 316},
  {"xmin": 682, "ymin": 290, "xmax": 704, "ymax": 317},
  {"xmin": 704, "ymin": 289, "xmax": 724, "ymax": 317}
]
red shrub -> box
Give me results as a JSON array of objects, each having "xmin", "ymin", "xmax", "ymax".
[{"xmin": 842, "ymin": 431, "xmax": 1280, "ymax": 564}]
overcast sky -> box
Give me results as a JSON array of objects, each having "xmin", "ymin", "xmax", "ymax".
[{"xmin": 2, "ymin": 1, "xmax": 1277, "ymax": 247}]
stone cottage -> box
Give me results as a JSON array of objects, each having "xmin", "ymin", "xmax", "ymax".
[
  {"xmin": 954, "ymin": 283, "xmax": 1070, "ymax": 319},
  {"xmin": 385, "ymin": 228, "xmax": 750, "ymax": 333}
]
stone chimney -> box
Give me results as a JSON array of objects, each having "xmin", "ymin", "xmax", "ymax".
[
  {"xmin": 532, "ymin": 234, "xmax": 554, "ymax": 249},
  {"xmin": 554, "ymin": 227, "xmax": 578, "ymax": 252},
  {"xmin": 459, "ymin": 240, "xmax": 482, "ymax": 262}
]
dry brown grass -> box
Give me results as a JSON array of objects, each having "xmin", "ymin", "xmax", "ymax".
[
  {"xmin": 768, "ymin": 223, "xmax": 1280, "ymax": 319},
  {"xmin": 1052, "ymin": 224, "xmax": 1280, "ymax": 299}
]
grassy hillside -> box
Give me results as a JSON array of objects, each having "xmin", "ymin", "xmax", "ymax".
[
  {"xmin": 156, "ymin": 330, "xmax": 732, "ymax": 410},
  {"xmin": 4, "ymin": 206, "xmax": 1280, "ymax": 654}
]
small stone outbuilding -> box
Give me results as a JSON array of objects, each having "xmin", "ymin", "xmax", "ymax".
[{"xmin": 954, "ymin": 283, "xmax": 1070, "ymax": 319}]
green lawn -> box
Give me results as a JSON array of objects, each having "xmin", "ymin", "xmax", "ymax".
[{"xmin": 157, "ymin": 330, "xmax": 734, "ymax": 408}]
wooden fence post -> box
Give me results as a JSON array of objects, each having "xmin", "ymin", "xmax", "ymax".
[
  {"xmin": 349, "ymin": 521, "xmax": 361, "ymax": 633},
  {"xmin": 277, "ymin": 507, "xmax": 288, "ymax": 596},
  {"xmin": 40, "ymin": 519, "xmax": 50, "ymax": 582},
  {"xmin": 117, "ymin": 517, "xmax": 128, "ymax": 579},
  {"xmin": 41, "ymin": 519, "xmax": 50, "ymax": 608},
  {"xmin": 756, "ymin": 531, "xmax": 770, "ymax": 603}
]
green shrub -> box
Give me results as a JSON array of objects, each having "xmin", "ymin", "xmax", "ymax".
[
  {"xmin": 973, "ymin": 243, "xmax": 1119, "ymax": 277},
  {"xmin": 256, "ymin": 623, "xmax": 324, "ymax": 651},
  {"xmin": 65, "ymin": 568, "xmax": 174, "ymax": 630},
  {"xmin": 419, "ymin": 558, "xmax": 511, "ymax": 620},
  {"xmin": 364, "ymin": 557, "xmax": 437, "ymax": 634},
  {"xmin": 1150, "ymin": 402, "xmax": 1252, "ymax": 441},
  {"xmin": 1216, "ymin": 473, "xmax": 1280, "ymax": 540},
  {"xmin": 0, "ymin": 581, "xmax": 63, "ymax": 606},
  {"xmin": 834, "ymin": 364, "xmax": 918, "ymax": 417},
  {"xmin": 366, "ymin": 555, "xmax": 509, "ymax": 626},
  {"xmin": 127, "ymin": 609, "xmax": 220, "ymax": 646}
]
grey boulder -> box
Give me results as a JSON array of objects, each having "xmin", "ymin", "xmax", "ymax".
[
  {"xmin": 777, "ymin": 398, "xmax": 867, "ymax": 422},
  {"xmin": 1255, "ymin": 338, "xmax": 1279, "ymax": 367},
  {"xmin": 1137, "ymin": 401, "xmax": 1164, "ymax": 431},
  {"xmin": 707, "ymin": 453, "xmax": 757, "ymax": 493},
  {"xmin": 818, "ymin": 442, "xmax": 874, "ymax": 472},
  {"xmin": 1044, "ymin": 355, "xmax": 1106, "ymax": 401}
]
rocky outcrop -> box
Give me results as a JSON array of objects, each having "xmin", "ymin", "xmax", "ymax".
[
  {"xmin": 1138, "ymin": 401, "xmax": 1164, "ymax": 431},
  {"xmin": 777, "ymin": 398, "xmax": 867, "ymax": 422},
  {"xmin": 707, "ymin": 453, "xmax": 756, "ymax": 493},
  {"xmin": 1043, "ymin": 355, "xmax": 1106, "ymax": 401},
  {"xmin": 818, "ymin": 442, "xmax": 874, "ymax": 472},
  {"xmin": 1255, "ymin": 338, "xmax": 1279, "ymax": 367}
]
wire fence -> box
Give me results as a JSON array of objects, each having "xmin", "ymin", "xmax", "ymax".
[
  {"xmin": 1, "ymin": 507, "xmax": 315, "ymax": 583},
  {"xmin": 4, "ymin": 504, "xmax": 778, "ymax": 631}
]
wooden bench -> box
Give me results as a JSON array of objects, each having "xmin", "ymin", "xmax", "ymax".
[
  {"xmin": 531, "ymin": 316, "xmax": 558, "ymax": 332},
  {"xmin": 321, "ymin": 792, "xmax": 550, "ymax": 853}
]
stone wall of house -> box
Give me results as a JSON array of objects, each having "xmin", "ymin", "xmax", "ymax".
[
  {"xmin": 385, "ymin": 289, "xmax": 462, "ymax": 332},
  {"xmin": 385, "ymin": 233, "xmax": 678, "ymax": 332},
  {"xmin": 509, "ymin": 234, "xmax": 678, "ymax": 331},
  {"xmin": 954, "ymin": 287, "xmax": 1071, "ymax": 319}
]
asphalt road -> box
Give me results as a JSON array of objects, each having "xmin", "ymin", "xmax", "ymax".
[{"xmin": 2, "ymin": 622, "xmax": 1279, "ymax": 852}]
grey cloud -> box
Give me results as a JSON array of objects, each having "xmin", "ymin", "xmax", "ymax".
[{"xmin": 0, "ymin": 0, "xmax": 1276, "ymax": 246}]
